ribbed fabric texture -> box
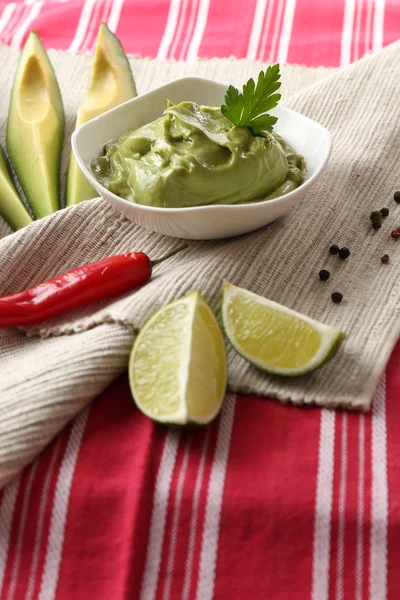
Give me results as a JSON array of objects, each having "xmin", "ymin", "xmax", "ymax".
[{"xmin": 1, "ymin": 42, "xmax": 399, "ymax": 487}]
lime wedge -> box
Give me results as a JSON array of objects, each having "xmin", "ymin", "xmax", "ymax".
[
  {"xmin": 129, "ymin": 291, "xmax": 227, "ymax": 424},
  {"xmin": 222, "ymin": 281, "xmax": 345, "ymax": 376}
]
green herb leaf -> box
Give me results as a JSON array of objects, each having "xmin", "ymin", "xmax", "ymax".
[{"xmin": 221, "ymin": 64, "xmax": 281, "ymax": 137}]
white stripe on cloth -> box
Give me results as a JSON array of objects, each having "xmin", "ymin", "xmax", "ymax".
[
  {"xmin": 355, "ymin": 415, "xmax": 365, "ymax": 600},
  {"xmin": 0, "ymin": 4, "xmax": 17, "ymax": 36},
  {"xmin": 336, "ymin": 413, "xmax": 348, "ymax": 600},
  {"xmin": 1, "ymin": 3, "xmax": 26, "ymax": 44},
  {"xmin": 277, "ymin": 0, "xmax": 296, "ymax": 63},
  {"xmin": 38, "ymin": 408, "xmax": 90, "ymax": 600},
  {"xmin": 25, "ymin": 441, "xmax": 61, "ymax": 600},
  {"xmin": 6, "ymin": 461, "xmax": 38, "ymax": 600},
  {"xmin": 107, "ymin": 0, "xmax": 125, "ymax": 34},
  {"xmin": 352, "ymin": 0, "xmax": 362, "ymax": 62},
  {"xmin": 186, "ymin": 0, "xmax": 210, "ymax": 61},
  {"xmin": 169, "ymin": 0, "xmax": 190, "ymax": 60},
  {"xmin": 182, "ymin": 430, "xmax": 210, "ymax": 600},
  {"xmin": 10, "ymin": 0, "xmax": 43, "ymax": 50},
  {"xmin": 364, "ymin": 0, "xmax": 374, "ymax": 54},
  {"xmin": 340, "ymin": 0, "xmax": 356, "ymax": 67},
  {"xmin": 246, "ymin": 0, "xmax": 268, "ymax": 60},
  {"xmin": 162, "ymin": 438, "xmax": 191, "ymax": 600},
  {"xmin": 0, "ymin": 475, "xmax": 21, "ymax": 594},
  {"xmin": 196, "ymin": 395, "xmax": 236, "ymax": 600},
  {"xmin": 80, "ymin": 0, "xmax": 105, "ymax": 54},
  {"xmin": 84, "ymin": 0, "xmax": 115, "ymax": 53},
  {"xmin": 268, "ymin": 0, "xmax": 285, "ymax": 63},
  {"xmin": 372, "ymin": 0, "xmax": 385, "ymax": 52},
  {"xmin": 139, "ymin": 429, "xmax": 181, "ymax": 600},
  {"xmin": 311, "ymin": 409, "xmax": 336, "ymax": 600},
  {"xmin": 259, "ymin": 0, "xmax": 274, "ymax": 61},
  {"xmin": 179, "ymin": 0, "xmax": 199, "ymax": 61},
  {"xmin": 68, "ymin": 0, "xmax": 98, "ymax": 53},
  {"xmin": 369, "ymin": 375, "xmax": 388, "ymax": 600},
  {"xmin": 100, "ymin": 0, "xmax": 115, "ymax": 37},
  {"xmin": 157, "ymin": 0, "xmax": 182, "ymax": 60}
]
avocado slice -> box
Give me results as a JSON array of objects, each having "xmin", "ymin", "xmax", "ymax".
[
  {"xmin": 7, "ymin": 31, "xmax": 64, "ymax": 220},
  {"xmin": 66, "ymin": 23, "xmax": 137, "ymax": 206},
  {"xmin": 0, "ymin": 146, "xmax": 32, "ymax": 230}
]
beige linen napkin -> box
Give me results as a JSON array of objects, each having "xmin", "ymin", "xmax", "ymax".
[{"xmin": 1, "ymin": 42, "xmax": 399, "ymax": 488}]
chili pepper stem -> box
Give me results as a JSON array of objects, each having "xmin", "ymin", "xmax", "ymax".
[{"xmin": 150, "ymin": 244, "xmax": 188, "ymax": 267}]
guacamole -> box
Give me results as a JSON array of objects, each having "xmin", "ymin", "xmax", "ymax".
[{"xmin": 92, "ymin": 101, "xmax": 305, "ymax": 208}]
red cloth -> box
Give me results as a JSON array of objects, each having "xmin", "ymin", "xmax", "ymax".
[
  {"xmin": 1, "ymin": 2, "xmax": 400, "ymax": 598},
  {"xmin": 0, "ymin": 0, "xmax": 398, "ymax": 65},
  {"xmin": 1, "ymin": 355, "xmax": 400, "ymax": 599}
]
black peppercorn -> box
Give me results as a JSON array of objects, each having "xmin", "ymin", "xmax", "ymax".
[
  {"xmin": 370, "ymin": 211, "xmax": 382, "ymax": 222},
  {"xmin": 329, "ymin": 244, "xmax": 339, "ymax": 255},
  {"xmin": 372, "ymin": 221, "xmax": 382, "ymax": 230},
  {"xmin": 394, "ymin": 191, "xmax": 400, "ymax": 203},
  {"xmin": 319, "ymin": 269, "xmax": 330, "ymax": 281},
  {"xmin": 331, "ymin": 292, "xmax": 343, "ymax": 304},
  {"xmin": 338, "ymin": 247, "xmax": 350, "ymax": 259},
  {"xmin": 381, "ymin": 254, "xmax": 389, "ymax": 264},
  {"xmin": 380, "ymin": 207, "xmax": 389, "ymax": 218}
]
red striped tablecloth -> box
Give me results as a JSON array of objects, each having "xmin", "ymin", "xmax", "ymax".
[
  {"xmin": 1, "ymin": 2, "xmax": 400, "ymax": 599},
  {"xmin": 0, "ymin": 0, "xmax": 398, "ymax": 65}
]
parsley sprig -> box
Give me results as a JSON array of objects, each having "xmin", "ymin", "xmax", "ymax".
[{"xmin": 221, "ymin": 64, "xmax": 281, "ymax": 137}]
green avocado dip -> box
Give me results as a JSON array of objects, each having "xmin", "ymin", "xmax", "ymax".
[{"xmin": 91, "ymin": 101, "xmax": 305, "ymax": 208}]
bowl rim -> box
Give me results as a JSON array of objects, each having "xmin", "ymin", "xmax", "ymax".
[{"xmin": 71, "ymin": 76, "xmax": 333, "ymax": 214}]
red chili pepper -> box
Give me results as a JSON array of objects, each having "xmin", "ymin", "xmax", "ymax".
[{"xmin": 0, "ymin": 245, "xmax": 187, "ymax": 327}]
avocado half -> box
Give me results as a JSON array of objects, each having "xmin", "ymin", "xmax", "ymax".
[
  {"xmin": 7, "ymin": 31, "xmax": 64, "ymax": 219},
  {"xmin": 66, "ymin": 23, "xmax": 137, "ymax": 206},
  {"xmin": 0, "ymin": 146, "xmax": 32, "ymax": 230}
]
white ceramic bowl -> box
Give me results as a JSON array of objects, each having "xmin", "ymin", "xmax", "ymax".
[{"xmin": 72, "ymin": 77, "xmax": 332, "ymax": 240}]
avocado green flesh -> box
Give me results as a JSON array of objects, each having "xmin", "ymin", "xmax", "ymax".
[
  {"xmin": 0, "ymin": 146, "xmax": 32, "ymax": 230},
  {"xmin": 7, "ymin": 31, "xmax": 64, "ymax": 219},
  {"xmin": 66, "ymin": 23, "xmax": 137, "ymax": 206},
  {"xmin": 92, "ymin": 101, "xmax": 305, "ymax": 208}
]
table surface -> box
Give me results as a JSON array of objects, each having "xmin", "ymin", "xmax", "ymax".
[{"xmin": 1, "ymin": 2, "xmax": 400, "ymax": 599}]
